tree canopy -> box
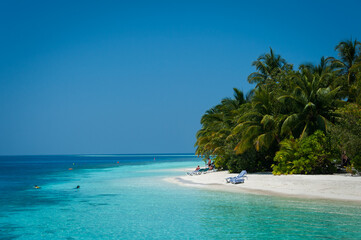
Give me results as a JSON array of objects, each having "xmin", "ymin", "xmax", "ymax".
[{"xmin": 195, "ymin": 38, "xmax": 361, "ymax": 174}]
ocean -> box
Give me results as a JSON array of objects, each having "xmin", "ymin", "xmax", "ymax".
[{"xmin": 1, "ymin": 154, "xmax": 361, "ymax": 239}]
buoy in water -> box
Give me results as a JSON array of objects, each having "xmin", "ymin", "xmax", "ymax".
[{"xmin": 68, "ymin": 168, "xmax": 73, "ymax": 170}]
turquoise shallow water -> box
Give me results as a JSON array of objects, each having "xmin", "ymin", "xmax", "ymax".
[{"xmin": 1, "ymin": 155, "xmax": 361, "ymax": 239}]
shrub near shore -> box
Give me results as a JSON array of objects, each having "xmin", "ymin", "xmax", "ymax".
[{"xmin": 272, "ymin": 131, "xmax": 336, "ymax": 175}]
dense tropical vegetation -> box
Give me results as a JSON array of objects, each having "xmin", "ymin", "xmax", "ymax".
[{"xmin": 195, "ymin": 38, "xmax": 361, "ymax": 174}]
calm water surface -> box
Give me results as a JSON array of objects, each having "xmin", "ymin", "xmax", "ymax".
[{"xmin": 0, "ymin": 154, "xmax": 360, "ymax": 239}]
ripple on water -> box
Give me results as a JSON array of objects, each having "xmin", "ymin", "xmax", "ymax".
[{"xmin": 1, "ymin": 159, "xmax": 361, "ymax": 239}]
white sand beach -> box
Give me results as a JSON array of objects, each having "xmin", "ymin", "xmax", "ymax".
[{"xmin": 165, "ymin": 170, "xmax": 361, "ymax": 202}]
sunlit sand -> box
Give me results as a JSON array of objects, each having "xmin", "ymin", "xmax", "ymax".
[{"xmin": 166, "ymin": 169, "xmax": 361, "ymax": 202}]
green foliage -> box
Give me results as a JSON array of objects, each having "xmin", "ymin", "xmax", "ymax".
[
  {"xmin": 329, "ymin": 39, "xmax": 361, "ymax": 102},
  {"xmin": 195, "ymin": 38, "xmax": 360, "ymax": 175},
  {"xmin": 279, "ymin": 69, "xmax": 342, "ymax": 138},
  {"xmin": 195, "ymin": 88, "xmax": 247, "ymax": 158},
  {"xmin": 345, "ymin": 165, "xmax": 355, "ymax": 175},
  {"xmin": 232, "ymin": 150, "xmax": 267, "ymax": 173},
  {"xmin": 213, "ymin": 155, "xmax": 227, "ymax": 170},
  {"xmin": 233, "ymin": 88, "xmax": 284, "ymax": 155},
  {"xmin": 247, "ymin": 48, "xmax": 292, "ymax": 90},
  {"xmin": 226, "ymin": 154, "xmax": 257, "ymax": 173},
  {"xmin": 272, "ymin": 131, "xmax": 337, "ymax": 174},
  {"xmin": 213, "ymin": 149, "xmax": 268, "ymax": 173},
  {"xmin": 351, "ymin": 155, "xmax": 361, "ymax": 173},
  {"xmin": 328, "ymin": 103, "xmax": 361, "ymax": 161}
]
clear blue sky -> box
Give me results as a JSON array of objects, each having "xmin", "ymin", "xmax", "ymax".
[{"xmin": 1, "ymin": 0, "xmax": 360, "ymax": 155}]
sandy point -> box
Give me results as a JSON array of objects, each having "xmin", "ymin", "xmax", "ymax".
[{"xmin": 164, "ymin": 170, "xmax": 361, "ymax": 203}]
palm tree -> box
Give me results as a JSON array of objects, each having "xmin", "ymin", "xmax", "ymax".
[
  {"xmin": 330, "ymin": 38, "xmax": 361, "ymax": 101},
  {"xmin": 232, "ymin": 88, "xmax": 285, "ymax": 154},
  {"xmin": 349, "ymin": 61, "xmax": 361, "ymax": 104},
  {"xmin": 195, "ymin": 88, "xmax": 247, "ymax": 158},
  {"xmin": 248, "ymin": 48, "xmax": 292, "ymax": 90},
  {"xmin": 195, "ymin": 107, "xmax": 228, "ymax": 157},
  {"xmin": 279, "ymin": 69, "xmax": 343, "ymax": 139},
  {"xmin": 299, "ymin": 56, "xmax": 341, "ymax": 88},
  {"xmin": 300, "ymin": 56, "xmax": 334, "ymax": 76}
]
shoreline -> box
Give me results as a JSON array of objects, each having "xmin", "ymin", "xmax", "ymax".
[{"xmin": 165, "ymin": 170, "xmax": 361, "ymax": 203}]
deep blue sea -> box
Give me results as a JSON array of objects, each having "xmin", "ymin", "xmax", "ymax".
[{"xmin": 1, "ymin": 154, "xmax": 361, "ymax": 239}]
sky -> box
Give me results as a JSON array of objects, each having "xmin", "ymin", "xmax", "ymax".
[{"xmin": 0, "ymin": 0, "xmax": 361, "ymax": 155}]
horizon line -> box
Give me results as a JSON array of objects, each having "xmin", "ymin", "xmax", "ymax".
[{"xmin": 0, "ymin": 153, "xmax": 197, "ymax": 157}]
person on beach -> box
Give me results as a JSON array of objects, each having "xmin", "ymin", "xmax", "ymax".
[
  {"xmin": 207, "ymin": 158, "xmax": 211, "ymax": 167},
  {"xmin": 195, "ymin": 165, "xmax": 200, "ymax": 171},
  {"xmin": 341, "ymin": 151, "xmax": 349, "ymax": 166}
]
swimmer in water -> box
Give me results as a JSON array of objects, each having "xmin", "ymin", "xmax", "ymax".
[
  {"xmin": 34, "ymin": 185, "xmax": 40, "ymax": 189},
  {"xmin": 76, "ymin": 185, "xmax": 80, "ymax": 189}
]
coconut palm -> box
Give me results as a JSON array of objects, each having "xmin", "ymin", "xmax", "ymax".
[
  {"xmin": 329, "ymin": 39, "xmax": 361, "ymax": 101},
  {"xmin": 299, "ymin": 56, "xmax": 334, "ymax": 76},
  {"xmin": 349, "ymin": 61, "xmax": 361, "ymax": 104},
  {"xmin": 232, "ymin": 88, "xmax": 285, "ymax": 154},
  {"xmin": 195, "ymin": 107, "xmax": 228, "ymax": 157},
  {"xmin": 248, "ymin": 48, "xmax": 292, "ymax": 90},
  {"xmin": 334, "ymin": 39, "xmax": 361, "ymax": 76},
  {"xmin": 279, "ymin": 69, "xmax": 343, "ymax": 139},
  {"xmin": 299, "ymin": 56, "xmax": 341, "ymax": 88},
  {"xmin": 195, "ymin": 88, "xmax": 247, "ymax": 157}
]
